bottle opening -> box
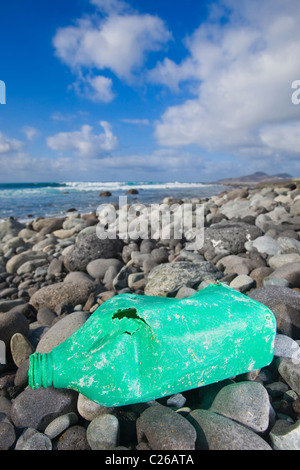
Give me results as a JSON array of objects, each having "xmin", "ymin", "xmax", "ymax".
[{"xmin": 28, "ymin": 352, "xmax": 53, "ymax": 390}]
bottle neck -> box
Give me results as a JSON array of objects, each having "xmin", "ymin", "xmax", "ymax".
[{"xmin": 28, "ymin": 351, "xmax": 54, "ymax": 390}]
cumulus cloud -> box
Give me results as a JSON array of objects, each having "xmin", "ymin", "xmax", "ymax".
[
  {"xmin": 152, "ymin": 0, "xmax": 300, "ymax": 164},
  {"xmin": 0, "ymin": 131, "xmax": 23, "ymax": 154},
  {"xmin": 46, "ymin": 121, "xmax": 118, "ymax": 158},
  {"xmin": 22, "ymin": 126, "xmax": 40, "ymax": 141},
  {"xmin": 73, "ymin": 75, "xmax": 115, "ymax": 102},
  {"xmin": 53, "ymin": 0, "xmax": 171, "ymax": 100}
]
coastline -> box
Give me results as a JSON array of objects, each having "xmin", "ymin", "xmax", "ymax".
[
  {"xmin": 0, "ymin": 181, "xmax": 227, "ymax": 223},
  {"xmin": 1, "ymin": 180, "xmax": 300, "ymax": 450}
]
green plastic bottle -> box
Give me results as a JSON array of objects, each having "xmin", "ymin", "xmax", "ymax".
[{"xmin": 28, "ymin": 282, "xmax": 276, "ymax": 407}]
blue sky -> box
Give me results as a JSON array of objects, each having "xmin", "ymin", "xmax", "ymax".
[{"xmin": 0, "ymin": 0, "xmax": 300, "ymax": 183}]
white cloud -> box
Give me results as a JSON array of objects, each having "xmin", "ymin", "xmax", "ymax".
[
  {"xmin": 121, "ymin": 118, "xmax": 150, "ymax": 125},
  {"xmin": 73, "ymin": 75, "xmax": 115, "ymax": 102},
  {"xmin": 0, "ymin": 131, "xmax": 23, "ymax": 154},
  {"xmin": 54, "ymin": 14, "xmax": 171, "ymax": 80},
  {"xmin": 152, "ymin": 0, "xmax": 300, "ymax": 165},
  {"xmin": 259, "ymin": 123, "xmax": 300, "ymax": 155},
  {"xmin": 88, "ymin": 75, "xmax": 115, "ymax": 102},
  {"xmin": 46, "ymin": 121, "xmax": 118, "ymax": 158},
  {"xmin": 53, "ymin": 1, "xmax": 171, "ymax": 101},
  {"xmin": 90, "ymin": 0, "xmax": 130, "ymax": 15},
  {"xmin": 51, "ymin": 112, "xmax": 76, "ymax": 122},
  {"xmin": 93, "ymin": 148, "xmax": 204, "ymax": 173},
  {"xmin": 22, "ymin": 126, "xmax": 40, "ymax": 141}
]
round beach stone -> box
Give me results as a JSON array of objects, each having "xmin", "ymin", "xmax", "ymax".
[
  {"xmin": 277, "ymin": 358, "xmax": 300, "ymax": 395},
  {"xmin": 127, "ymin": 272, "xmax": 145, "ymax": 289},
  {"xmin": 103, "ymin": 265, "xmax": 120, "ymax": 288},
  {"xmin": 30, "ymin": 280, "xmax": 94, "ymax": 313},
  {"xmin": 229, "ymin": 274, "xmax": 254, "ymax": 292},
  {"xmin": 44, "ymin": 412, "xmax": 78, "ymax": 439},
  {"xmin": 199, "ymin": 222, "xmax": 262, "ymax": 256},
  {"xmin": 86, "ymin": 258, "xmax": 124, "ymax": 279},
  {"xmin": 131, "ymin": 251, "xmax": 151, "ymax": 267},
  {"xmin": 0, "ymin": 396, "xmax": 12, "ymax": 418},
  {"xmin": 268, "ymin": 253, "xmax": 300, "ymax": 270},
  {"xmin": 0, "ymin": 310, "xmax": 29, "ymax": 349},
  {"xmin": 263, "ymin": 277, "xmax": 290, "ymax": 288},
  {"xmin": 14, "ymin": 358, "xmax": 29, "ymax": 388},
  {"xmin": 55, "ymin": 425, "xmax": 90, "ymax": 450},
  {"xmin": 36, "ymin": 310, "xmax": 90, "ymax": 353},
  {"xmin": 17, "ymin": 258, "xmax": 48, "ymax": 275},
  {"xmin": 11, "ymin": 387, "xmax": 78, "ymax": 432},
  {"xmin": 77, "ymin": 393, "xmax": 115, "ymax": 421},
  {"xmin": 248, "ymin": 287, "xmax": 300, "ymax": 337},
  {"xmin": 64, "ymin": 232, "xmax": 124, "ymax": 272},
  {"xmin": 32, "ymin": 217, "xmax": 64, "ymax": 234},
  {"xmin": 0, "ymin": 298, "xmax": 26, "ymax": 313},
  {"xmin": 47, "ymin": 258, "xmax": 63, "ymax": 276},
  {"xmin": 209, "ymin": 381, "xmax": 270, "ymax": 432},
  {"xmin": 32, "ymin": 235, "xmax": 57, "ymax": 252},
  {"xmin": 0, "ymin": 287, "xmax": 18, "ymax": 298},
  {"xmin": 10, "ymin": 332, "xmax": 34, "ymax": 367},
  {"xmin": 3, "ymin": 236, "xmax": 25, "ymax": 252},
  {"xmin": 150, "ymin": 248, "xmax": 169, "ymax": 264},
  {"xmin": 37, "ymin": 306, "xmax": 57, "ymax": 326},
  {"xmin": 137, "ymin": 404, "xmax": 196, "ymax": 450},
  {"xmin": 166, "ymin": 393, "xmax": 186, "ymax": 408},
  {"xmin": 188, "ymin": 409, "xmax": 271, "ymax": 450},
  {"xmin": 250, "ymin": 266, "xmax": 273, "ymax": 288},
  {"xmin": 63, "ymin": 271, "xmax": 93, "ymax": 283},
  {"xmin": 265, "ymin": 381, "xmax": 289, "ymax": 398},
  {"xmin": 252, "ymin": 235, "xmax": 281, "ymax": 256},
  {"xmin": 0, "ymin": 217, "xmax": 25, "ymax": 241},
  {"xmin": 6, "ymin": 251, "xmax": 48, "ymax": 274},
  {"xmin": 121, "ymin": 243, "xmax": 139, "ymax": 263},
  {"xmin": 274, "ymin": 334, "xmax": 300, "ymax": 362},
  {"xmin": 0, "ymin": 414, "xmax": 16, "ymax": 450},
  {"xmin": 112, "ymin": 264, "xmax": 140, "ymax": 290},
  {"xmin": 216, "ymin": 255, "xmax": 259, "ymax": 275},
  {"xmin": 175, "ymin": 286, "xmax": 197, "ymax": 298},
  {"xmin": 277, "ymin": 237, "xmax": 300, "ymax": 254},
  {"xmin": 14, "ymin": 428, "xmax": 52, "ymax": 450},
  {"xmin": 248, "ymin": 286, "xmax": 300, "ymax": 311},
  {"xmin": 266, "ymin": 262, "xmax": 300, "ymax": 287},
  {"xmin": 270, "ymin": 419, "xmax": 300, "ymax": 450},
  {"xmin": 144, "ymin": 261, "xmax": 222, "ymax": 297},
  {"xmin": 86, "ymin": 414, "xmax": 120, "ymax": 450},
  {"xmin": 139, "ymin": 239, "xmax": 156, "ymax": 254}
]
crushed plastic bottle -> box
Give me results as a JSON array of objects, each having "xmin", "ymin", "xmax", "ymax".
[{"xmin": 28, "ymin": 282, "xmax": 276, "ymax": 407}]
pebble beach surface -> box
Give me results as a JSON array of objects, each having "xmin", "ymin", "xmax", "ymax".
[{"xmin": 1, "ymin": 182, "xmax": 300, "ymax": 450}]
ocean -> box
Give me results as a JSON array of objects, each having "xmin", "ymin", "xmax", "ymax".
[{"xmin": 0, "ymin": 181, "xmax": 228, "ymax": 222}]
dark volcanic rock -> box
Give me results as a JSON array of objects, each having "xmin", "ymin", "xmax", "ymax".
[
  {"xmin": 30, "ymin": 280, "xmax": 94, "ymax": 313},
  {"xmin": 0, "ymin": 310, "xmax": 29, "ymax": 350},
  {"xmin": 137, "ymin": 404, "xmax": 196, "ymax": 450},
  {"xmin": 199, "ymin": 222, "xmax": 262, "ymax": 256},
  {"xmin": 0, "ymin": 217, "xmax": 25, "ymax": 241},
  {"xmin": 144, "ymin": 261, "xmax": 223, "ymax": 296},
  {"xmin": 248, "ymin": 286, "xmax": 300, "ymax": 338},
  {"xmin": 64, "ymin": 232, "xmax": 124, "ymax": 272},
  {"xmin": 188, "ymin": 409, "xmax": 271, "ymax": 450},
  {"xmin": 11, "ymin": 387, "xmax": 78, "ymax": 431}
]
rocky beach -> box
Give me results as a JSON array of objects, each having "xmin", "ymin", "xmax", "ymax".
[{"xmin": 1, "ymin": 181, "xmax": 300, "ymax": 450}]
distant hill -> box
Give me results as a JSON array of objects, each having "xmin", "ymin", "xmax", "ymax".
[{"xmin": 216, "ymin": 171, "xmax": 292, "ymax": 185}]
